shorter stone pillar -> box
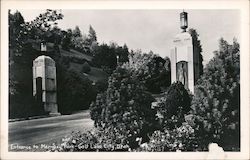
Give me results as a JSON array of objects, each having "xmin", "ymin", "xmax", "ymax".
[{"xmin": 33, "ymin": 55, "xmax": 60, "ymax": 116}]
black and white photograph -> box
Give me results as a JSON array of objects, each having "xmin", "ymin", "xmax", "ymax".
[{"xmin": 1, "ymin": 0, "xmax": 249, "ymax": 160}]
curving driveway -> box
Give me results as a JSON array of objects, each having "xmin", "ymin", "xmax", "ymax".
[{"xmin": 9, "ymin": 111, "xmax": 94, "ymax": 151}]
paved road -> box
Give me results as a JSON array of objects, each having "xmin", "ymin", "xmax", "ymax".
[{"xmin": 9, "ymin": 111, "xmax": 94, "ymax": 150}]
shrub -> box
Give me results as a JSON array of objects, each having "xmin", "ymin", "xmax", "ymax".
[
  {"xmin": 154, "ymin": 82, "xmax": 191, "ymax": 129},
  {"xmin": 139, "ymin": 123, "xmax": 198, "ymax": 151},
  {"xmin": 94, "ymin": 80, "xmax": 108, "ymax": 93},
  {"xmin": 90, "ymin": 67, "xmax": 157, "ymax": 149},
  {"xmin": 191, "ymin": 39, "xmax": 240, "ymax": 151},
  {"xmin": 82, "ymin": 62, "xmax": 91, "ymax": 73}
]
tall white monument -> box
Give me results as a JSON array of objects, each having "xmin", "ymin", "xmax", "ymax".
[
  {"xmin": 170, "ymin": 11, "xmax": 200, "ymax": 93},
  {"xmin": 33, "ymin": 43, "xmax": 60, "ymax": 116}
]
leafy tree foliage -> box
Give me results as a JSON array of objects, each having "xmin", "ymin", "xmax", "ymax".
[
  {"xmin": 91, "ymin": 43, "xmax": 129, "ymax": 74},
  {"xmin": 24, "ymin": 9, "xmax": 63, "ymax": 42},
  {"xmin": 91, "ymin": 43, "xmax": 117, "ymax": 73},
  {"xmin": 9, "ymin": 10, "xmax": 26, "ymax": 95},
  {"xmin": 191, "ymin": 38, "xmax": 240, "ymax": 151},
  {"xmin": 70, "ymin": 26, "xmax": 85, "ymax": 52},
  {"xmin": 48, "ymin": 26, "xmax": 63, "ymax": 46},
  {"xmin": 122, "ymin": 50, "xmax": 171, "ymax": 93},
  {"xmin": 61, "ymin": 29, "xmax": 72, "ymax": 51},
  {"xmin": 68, "ymin": 25, "xmax": 98, "ymax": 55},
  {"xmin": 90, "ymin": 67, "xmax": 157, "ymax": 149},
  {"xmin": 9, "ymin": 10, "xmax": 25, "ymax": 53}
]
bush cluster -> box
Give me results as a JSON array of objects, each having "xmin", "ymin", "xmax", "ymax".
[
  {"xmin": 54, "ymin": 122, "xmax": 198, "ymax": 152},
  {"xmin": 51, "ymin": 128, "xmax": 130, "ymax": 152},
  {"xmin": 138, "ymin": 123, "xmax": 198, "ymax": 151},
  {"xmin": 90, "ymin": 67, "xmax": 157, "ymax": 149}
]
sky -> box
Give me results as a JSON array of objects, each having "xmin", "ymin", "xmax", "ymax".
[{"xmin": 16, "ymin": 9, "xmax": 240, "ymax": 65}]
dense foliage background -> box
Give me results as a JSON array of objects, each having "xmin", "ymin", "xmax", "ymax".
[{"xmin": 122, "ymin": 50, "xmax": 171, "ymax": 93}]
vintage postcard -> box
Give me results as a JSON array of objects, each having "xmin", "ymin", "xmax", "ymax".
[{"xmin": 1, "ymin": 0, "xmax": 249, "ymax": 159}]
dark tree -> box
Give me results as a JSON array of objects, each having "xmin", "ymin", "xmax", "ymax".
[
  {"xmin": 189, "ymin": 28, "xmax": 204, "ymax": 77},
  {"xmin": 91, "ymin": 43, "xmax": 117, "ymax": 74},
  {"xmin": 61, "ymin": 29, "xmax": 72, "ymax": 51},
  {"xmin": 88, "ymin": 25, "xmax": 97, "ymax": 42},
  {"xmin": 72, "ymin": 26, "xmax": 82, "ymax": 37},
  {"xmin": 115, "ymin": 44, "xmax": 129, "ymax": 64}
]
